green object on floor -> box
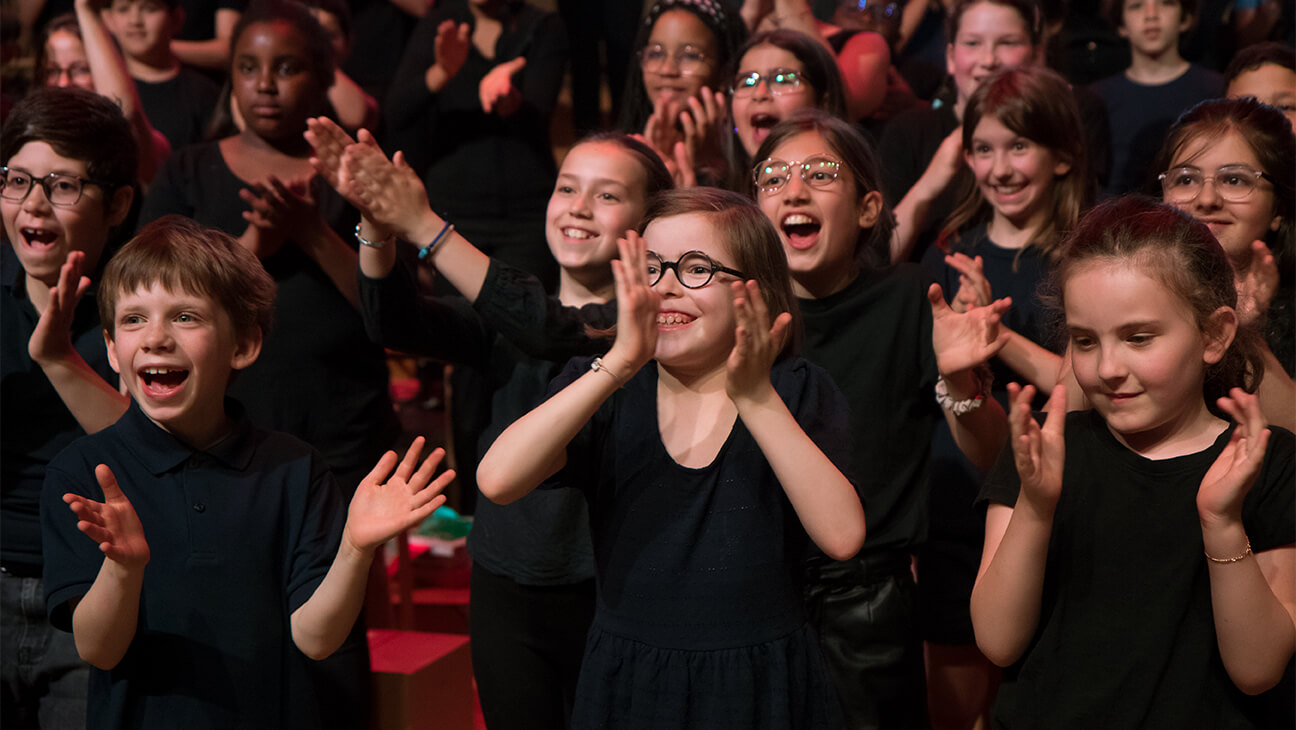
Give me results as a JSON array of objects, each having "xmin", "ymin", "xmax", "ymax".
[{"xmin": 416, "ymin": 505, "xmax": 473, "ymax": 540}]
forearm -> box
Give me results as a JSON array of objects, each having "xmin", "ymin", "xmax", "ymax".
[
  {"xmin": 301, "ymin": 226, "xmax": 361, "ymax": 309},
  {"xmin": 1202, "ymin": 521, "xmax": 1296, "ymax": 694},
  {"xmin": 970, "ymin": 503, "xmax": 1053, "ymax": 666},
  {"xmin": 387, "ymin": 0, "xmax": 429, "ymax": 18},
  {"xmin": 941, "ymin": 368, "xmax": 1008, "ymax": 472},
  {"xmin": 291, "ymin": 540, "xmax": 372, "ymax": 660},
  {"xmin": 328, "ymin": 69, "xmax": 380, "ymax": 132},
  {"xmin": 890, "ymin": 176, "xmax": 943, "ymax": 263},
  {"xmin": 735, "ymin": 387, "xmax": 865, "ymax": 560},
  {"xmin": 1256, "ymin": 346, "xmax": 1296, "ymax": 432},
  {"xmin": 414, "ymin": 213, "xmax": 491, "ymax": 304},
  {"xmin": 357, "ymin": 218, "xmax": 399, "ymax": 279},
  {"xmin": 72, "ymin": 560, "xmax": 145, "ymax": 669},
  {"xmin": 998, "ymin": 330, "xmax": 1063, "ymax": 391},
  {"xmin": 34, "ymin": 353, "xmax": 128, "ymax": 433},
  {"xmin": 170, "ymin": 10, "xmax": 238, "ymax": 70}
]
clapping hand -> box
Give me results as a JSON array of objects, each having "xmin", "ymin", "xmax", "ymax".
[
  {"xmin": 344, "ymin": 437, "xmax": 455, "ymax": 554},
  {"xmin": 29, "ymin": 251, "xmax": 90, "ymax": 365},
  {"xmin": 64, "ymin": 465, "xmax": 150, "ymax": 569},
  {"xmin": 480, "ymin": 57, "xmax": 526, "ymax": 116},
  {"xmin": 1197, "ymin": 389, "xmax": 1271, "ymax": 524},
  {"xmin": 929, "ymin": 283, "xmax": 1010, "ymax": 376},
  {"xmin": 1008, "ymin": 382, "xmax": 1066, "ymax": 514},
  {"xmin": 945, "ymin": 252, "xmax": 992, "ymax": 313},
  {"xmin": 726, "ymin": 280, "xmax": 791, "ymax": 404},
  {"xmin": 601, "ymin": 232, "xmax": 660, "ymax": 379},
  {"xmin": 1235, "ymin": 240, "xmax": 1278, "ymax": 328}
]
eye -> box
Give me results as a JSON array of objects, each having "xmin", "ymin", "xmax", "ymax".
[
  {"xmin": 1127, "ymin": 333, "xmax": 1154, "ymax": 346},
  {"xmin": 685, "ymin": 263, "xmax": 711, "ymax": 275},
  {"xmin": 973, "ymin": 143, "xmax": 991, "ymax": 155},
  {"xmin": 1070, "ymin": 333, "xmax": 1095, "ymax": 350},
  {"xmin": 643, "ymin": 45, "xmax": 667, "ymax": 62},
  {"xmin": 276, "ymin": 61, "xmax": 303, "ymax": 76},
  {"xmin": 597, "ymin": 192, "xmax": 621, "ymax": 202},
  {"xmin": 808, "ymin": 170, "xmax": 834, "ymax": 183},
  {"xmin": 679, "ymin": 47, "xmax": 705, "ymax": 64},
  {"xmin": 5, "ymin": 171, "xmax": 31, "ymax": 187},
  {"xmin": 237, "ymin": 61, "xmax": 256, "ymax": 75},
  {"xmin": 1219, "ymin": 172, "xmax": 1248, "ymax": 188},
  {"xmin": 120, "ymin": 313, "xmax": 145, "ymax": 326},
  {"xmin": 555, "ymin": 184, "xmax": 575, "ymax": 195},
  {"xmin": 1170, "ymin": 171, "xmax": 1199, "ymax": 187},
  {"xmin": 51, "ymin": 177, "xmax": 80, "ymax": 194},
  {"xmin": 646, "ymin": 262, "xmax": 661, "ymax": 276}
]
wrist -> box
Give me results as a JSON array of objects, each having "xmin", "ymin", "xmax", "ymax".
[{"xmin": 425, "ymin": 64, "xmax": 450, "ymax": 93}]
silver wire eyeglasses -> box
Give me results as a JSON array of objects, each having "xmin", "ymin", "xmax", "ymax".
[
  {"xmin": 753, "ymin": 155, "xmax": 843, "ymax": 194},
  {"xmin": 0, "ymin": 168, "xmax": 106, "ymax": 207},
  {"xmin": 1157, "ymin": 164, "xmax": 1274, "ymax": 203},
  {"xmin": 646, "ymin": 250, "xmax": 746, "ymax": 288},
  {"xmin": 731, "ymin": 68, "xmax": 805, "ymax": 97},
  {"xmin": 639, "ymin": 44, "xmax": 711, "ymax": 76}
]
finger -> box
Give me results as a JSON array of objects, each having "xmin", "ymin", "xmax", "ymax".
[
  {"xmin": 392, "ymin": 435, "xmax": 426, "ymax": 484},
  {"xmin": 407, "ymin": 445, "xmax": 445, "ymax": 491},
  {"xmin": 360, "ymin": 450, "xmax": 399, "ymax": 489},
  {"xmin": 76, "ymin": 521, "xmax": 115, "ymax": 547},
  {"xmin": 457, "ymin": 22, "xmax": 470, "ymax": 42},
  {"xmin": 1041, "ymin": 384, "xmax": 1067, "ymax": 434},
  {"xmin": 671, "ymin": 141, "xmax": 696, "ymax": 188},
  {"xmin": 926, "ymin": 283, "xmax": 952, "ymax": 316},
  {"xmin": 95, "ymin": 464, "xmax": 123, "ymax": 501},
  {"xmin": 679, "ymin": 107, "xmax": 698, "ymax": 144},
  {"xmin": 768, "ymin": 311, "xmax": 792, "ymax": 352},
  {"xmin": 413, "ymin": 467, "xmax": 456, "ymax": 505},
  {"xmin": 743, "ymin": 280, "xmax": 773, "ymax": 331},
  {"xmin": 504, "ymin": 56, "xmax": 527, "ymax": 76}
]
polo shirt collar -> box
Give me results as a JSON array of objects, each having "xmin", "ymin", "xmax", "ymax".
[{"xmin": 117, "ymin": 398, "xmax": 259, "ymax": 475}]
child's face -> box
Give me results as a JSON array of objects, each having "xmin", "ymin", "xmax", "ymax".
[
  {"xmin": 1164, "ymin": 128, "xmax": 1280, "ymax": 265},
  {"xmin": 641, "ymin": 9, "xmax": 720, "ymax": 109},
  {"xmin": 2, "ymin": 141, "xmax": 129, "ymax": 288},
  {"xmin": 732, "ymin": 44, "xmax": 816, "ymax": 156},
  {"xmin": 1119, "ymin": 0, "xmax": 1189, "ymax": 58},
  {"xmin": 945, "ymin": 2, "xmax": 1034, "ymax": 105},
  {"xmin": 231, "ymin": 21, "xmax": 322, "ymax": 143},
  {"xmin": 105, "ymin": 0, "xmax": 179, "ymax": 61},
  {"xmin": 106, "ymin": 283, "xmax": 260, "ymax": 447},
  {"xmin": 756, "ymin": 130, "xmax": 879, "ymax": 298},
  {"xmin": 1065, "ymin": 260, "xmax": 1226, "ymax": 453},
  {"xmin": 42, "ymin": 30, "xmax": 94, "ymax": 91},
  {"xmin": 643, "ymin": 212, "xmax": 740, "ymax": 372},
  {"xmin": 546, "ymin": 141, "xmax": 648, "ymax": 280},
  {"xmin": 1227, "ymin": 63, "xmax": 1296, "ymax": 134},
  {"xmin": 965, "ymin": 115, "xmax": 1070, "ymax": 234}
]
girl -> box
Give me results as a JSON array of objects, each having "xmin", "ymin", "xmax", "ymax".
[
  {"xmin": 620, "ymin": 0, "xmax": 747, "ymax": 186},
  {"xmin": 306, "ymin": 117, "xmax": 672, "ymax": 730},
  {"xmin": 1152, "ymin": 97, "xmax": 1295, "ymax": 430},
  {"xmin": 972, "ymin": 196, "xmax": 1295, "ymax": 728},
  {"xmin": 751, "ymin": 108, "xmax": 1009, "ymax": 729},
  {"xmin": 477, "ymin": 187, "xmax": 865, "ymax": 729}
]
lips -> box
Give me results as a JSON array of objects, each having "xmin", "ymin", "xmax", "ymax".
[
  {"xmin": 20, "ymin": 228, "xmax": 58, "ymax": 248},
  {"xmin": 657, "ymin": 311, "xmax": 695, "ymax": 326},
  {"xmin": 139, "ymin": 367, "xmax": 189, "ymax": 399},
  {"xmin": 561, "ymin": 226, "xmax": 597, "ymax": 241},
  {"xmin": 780, "ymin": 213, "xmax": 822, "ymax": 250},
  {"xmin": 1106, "ymin": 392, "xmax": 1141, "ymax": 404}
]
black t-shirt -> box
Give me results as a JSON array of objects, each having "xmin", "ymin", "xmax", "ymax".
[
  {"xmin": 978, "ymin": 411, "xmax": 1295, "ymax": 729},
  {"xmin": 135, "ymin": 68, "xmax": 221, "ymax": 151}
]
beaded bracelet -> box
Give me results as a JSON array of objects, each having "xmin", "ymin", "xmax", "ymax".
[{"xmin": 417, "ymin": 220, "xmax": 455, "ymax": 262}]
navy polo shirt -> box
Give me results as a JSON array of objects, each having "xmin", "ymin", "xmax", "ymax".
[
  {"xmin": 1, "ymin": 244, "xmax": 117, "ymax": 570},
  {"xmin": 41, "ymin": 400, "xmax": 346, "ymax": 729}
]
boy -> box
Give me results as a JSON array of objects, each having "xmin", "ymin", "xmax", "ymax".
[
  {"xmin": 39, "ymin": 215, "xmax": 452, "ymax": 728},
  {"xmin": 1091, "ymin": 0, "xmax": 1223, "ymax": 196},
  {"xmin": 102, "ymin": 0, "xmax": 222, "ymax": 150},
  {"xmin": 1225, "ymin": 41, "xmax": 1296, "ymax": 133}
]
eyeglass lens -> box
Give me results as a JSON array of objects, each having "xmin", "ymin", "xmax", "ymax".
[
  {"xmin": 1, "ymin": 170, "xmax": 85, "ymax": 206},
  {"xmin": 647, "ymin": 252, "xmax": 729, "ymax": 288},
  {"xmin": 1161, "ymin": 166, "xmax": 1264, "ymax": 202},
  {"xmin": 754, "ymin": 156, "xmax": 841, "ymax": 192},
  {"xmin": 733, "ymin": 69, "xmax": 802, "ymax": 96}
]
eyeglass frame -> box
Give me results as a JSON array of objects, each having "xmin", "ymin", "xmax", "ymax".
[
  {"xmin": 638, "ymin": 43, "xmax": 712, "ymax": 76},
  {"xmin": 1156, "ymin": 164, "xmax": 1276, "ymax": 203},
  {"xmin": 731, "ymin": 68, "xmax": 806, "ymax": 97},
  {"xmin": 646, "ymin": 250, "xmax": 747, "ymax": 289},
  {"xmin": 752, "ymin": 155, "xmax": 844, "ymax": 195},
  {"xmin": 0, "ymin": 167, "xmax": 109, "ymax": 207}
]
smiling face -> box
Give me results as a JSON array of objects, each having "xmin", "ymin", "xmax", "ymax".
[
  {"xmin": 946, "ymin": 2, "xmax": 1035, "ymax": 107},
  {"xmin": 43, "ymin": 30, "xmax": 95, "ymax": 91},
  {"xmin": 2, "ymin": 141, "xmax": 130, "ymax": 289},
  {"xmin": 105, "ymin": 0, "xmax": 179, "ymax": 61},
  {"xmin": 1119, "ymin": 0, "xmax": 1189, "ymax": 58},
  {"xmin": 756, "ymin": 130, "xmax": 878, "ymax": 298},
  {"xmin": 644, "ymin": 212, "xmax": 740, "ymax": 373},
  {"xmin": 1065, "ymin": 260, "xmax": 1227, "ymax": 454},
  {"xmin": 966, "ymin": 115, "xmax": 1069, "ymax": 238},
  {"xmin": 1165, "ymin": 128, "xmax": 1280, "ymax": 264},
  {"xmin": 106, "ymin": 282, "xmax": 260, "ymax": 447},
  {"xmin": 546, "ymin": 141, "xmax": 649, "ymax": 279},
  {"xmin": 732, "ymin": 44, "xmax": 815, "ymax": 156},
  {"xmin": 1227, "ymin": 63, "xmax": 1296, "ymax": 134},
  {"xmin": 231, "ymin": 20, "xmax": 322, "ymax": 143},
  {"xmin": 642, "ymin": 9, "xmax": 720, "ymax": 108}
]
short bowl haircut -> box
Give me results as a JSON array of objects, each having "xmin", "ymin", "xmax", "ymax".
[
  {"xmin": 1044, "ymin": 195, "xmax": 1265, "ymax": 406},
  {"xmin": 752, "ymin": 108, "xmax": 896, "ymax": 272},
  {"xmin": 230, "ymin": 0, "xmax": 336, "ymax": 92},
  {"xmin": 1225, "ymin": 41, "xmax": 1296, "ymax": 83},
  {"xmin": 100, "ymin": 215, "xmax": 277, "ymax": 342},
  {"xmin": 2, "ymin": 86, "xmax": 138, "ymax": 192},
  {"xmin": 944, "ymin": 0, "xmax": 1042, "ymax": 47},
  {"xmin": 640, "ymin": 186, "xmax": 802, "ymax": 359},
  {"xmin": 733, "ymin": 29, "xmax": 847, "ymax": 120},
  {"xmin": 572, "ymin": 131, "xmax": 675, "ymax": 199}
]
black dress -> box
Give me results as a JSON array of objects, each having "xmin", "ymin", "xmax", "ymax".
[{"xmin": 546, "ymin": 356, "xmax": 850, "ymax": 730}]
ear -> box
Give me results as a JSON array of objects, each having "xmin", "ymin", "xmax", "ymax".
[
  {"xmin": 104, "ymin": 328, "xmax": 122, "ymax": 375},
  {"xmin": 1053, "ymin": 158, "xmax": 1072, "ymax": 177},
  {"xmin": 1269, "ymin": 214, "xmax": 1282, "ymax": 232},
  {"xmin": 1201, "ymin": 306, "xmax": 1237, "ymax": 366},
  {"xmin": 857, "ymin": 189, "xmax": 883, "ymax": 229},
  {"xmin": 231, "ymin": 327, "xmax": 263, "ymax": 371},
  {"xmin": 106, "ymin": 185, "xmax": 134, "ymax": 228}
]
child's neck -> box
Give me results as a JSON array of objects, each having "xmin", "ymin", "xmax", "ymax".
[
  {"xmin": 235, "ymin": 127, "xmax": 312, "ymax": 159},
  {"xmin": 557, "ymin": 267, "xmax": 614, "ymax": 308},
  {"xmin": 1125, "ymin": 47, "xmax": 1189, "ymax": 85},
  {"xmin": 656, "ymin": 363, "xmax": 736, "ymax": 469},
  {"xmin": 987, "ymin": 209, "xmax": 1044, "ymax": 251},
  {"xmin": 124, "ymin": 50, "xmax": 181, "ymax": 83},
  {"xmin": 1107, "ymin": 398, "xmax": 1227, "ymax": 460},
  {"xmin": 792, "ymin": 261, "xmax": 860, "ymax": 300},
  {"xmin": 148, "ymin": 410, "xmax": 237, "ymax": 452}
]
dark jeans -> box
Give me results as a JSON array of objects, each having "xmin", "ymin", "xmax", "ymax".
[
  {"xmin": 804, "ymin": 552, "xmax": 929, "ymax": 730},
  {"xmin": 1, "ymin": 571, "xmax": 88, "ymax": 729},
  {"xmin": 470, "ymin": 564, "xmax": 595, "ymax": 730}
]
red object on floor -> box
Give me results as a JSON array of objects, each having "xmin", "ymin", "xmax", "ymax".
[{"xmin": 368, "ymin": 629, "xmax": 472, "ymax": 730}]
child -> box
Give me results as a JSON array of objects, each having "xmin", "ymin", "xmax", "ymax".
[
  {"xmin": 477, "ymin": 187, "xmax": 866, "ymax": 728},
  {"xmin": 1091, "ymin": 0, "xmax": 1223, "ymax": 196},
  {"xmin": 971, "ymin": 196, "xmax": 1295, "ymax": 727},
  {"xmin": 1, "ymin": 86, "xmax": 136, "ymax": 730},
  {"xmin": 1224, "ymin": 41, "xmax": 1296, "ymax": 133},
  {"xmin": 39, "ymin": 215, "xmax": 454, "ymax": 729},
  {"xmin": 300, "ymin": 0, "xmax": 379, "ymax": 132},
  {"xmin": 101, "ymin": 0, "xmax": 222, "ymax": 150},
  {"xmin": 307, "ymin": 117, "xmax": 672, "ymax": 730}
]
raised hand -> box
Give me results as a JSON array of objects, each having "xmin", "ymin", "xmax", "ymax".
[
  {"xmin": 305, "ymin": 116, "xmax": 360, "ymax": 191},
  {"xmin": 64, "ymin": 465, "xmax": 150, "ymax": 569},
  {"xmin": 726, "ymin": 279, "xmax": 791, "ymax": 403},
  {"xmin": 1198, "ymin": 388, "xmax": 1271, "ymax": 524},
  {"xmin": 945, "ymin": 252, "xmax": 992, "ymax": 313},
  {"xmin": 29, "ymin": 250, "xmax": 90, "ymax": 364},
  {"xmin": 602, "ymin": 232, "xmax": 661, "ymax": 377},
  {"xmin": 432, "ymin": 20, "xmax": 471, "ymax": 83},
  {"xmin": 1235, "ymin": 239, "xmax": 1278, "ymax": 328},
  {"xmin": 344, "ymin": 436, "xmax": 454, "ymax": 554},
  {"xmin": 1008, "ymin": 382, "xmax": 1066, "ymax": 513},
  {"xmin": 479, "ymin": 57, "xmax": 526, "ymax": 116},
  {"xmin": 929, "ymin": 283, "xmax": 1011, "ymax": 376},
  {"xmin": 679, "ymin": 86, "xmax": 729, "ymax": 176},
  {"xmin": 337, "ymin": 137, "xmax": 431, "ymax": 240}
]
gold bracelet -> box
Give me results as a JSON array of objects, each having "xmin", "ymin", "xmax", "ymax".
[{"xmin": 1205, "ymin": 539, "xmax": 1253, "ymax": 564}]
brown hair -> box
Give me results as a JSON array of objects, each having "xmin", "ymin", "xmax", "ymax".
[
  {"xmin": 944, "ymin": 0, "xmax": 1042, "ymax": 47},
  {"xmin": 1046, "ymin": 196, "xmax": 1265, "ymax": 406},
  {"xmin": 100, "ymin": 215, "xmax": 276, "ymax": 341},
  {"xmin": 940, "ymin": 66, "xmax": 1090, "ymax": 264},
  {"xmin": 752, "ymin": 108, "xmax": 895, "ymax": 271},
  {"xmin": 573, "ymin": 131, "xmax": 675, "ymax": 200},
  {"xmin": 641, "ymin": 187, "xmax": 802, "ymax": 358}
]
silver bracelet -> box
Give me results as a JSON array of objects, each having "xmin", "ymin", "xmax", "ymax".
[
  {"xmin": 354, "ymin": 222, "xmax": 391, "ymax": 249},
  {"xmin": 589, "ymin": 357, "xmax": 623, "ymax": 387}
]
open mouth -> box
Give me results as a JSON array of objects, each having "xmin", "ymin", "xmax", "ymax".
[
  {"xmin": 657, "ymin": 312, "xmax": 695, "ymax": 326},
  {"xmin": 781, "ymin": 213, "xmax": 822, "ymax": 250},
  {"xmin": 561, "ymin": 227, "xmax": 596, "ymax": 240},
  {"xmin": 21, "ymin": 228, "xmax": 58, "ymax": 248},
  {"xmin": 140, "ymin": 367, "xmax": 189, "ymax": 398},
  {"xmin": 749, "ymin": 114, "xmax": 779, "ymax": 143}
]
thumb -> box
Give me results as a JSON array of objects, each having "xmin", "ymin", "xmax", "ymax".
[
  {"xmin": 95, "ymin": 464, "xmax": 123, "ymax": 500},
  {"xmin": 927, "ymin": 283, "xmax": 951, "ymax": 314},
  {"xmin": 503, "ymin": 57, "xmax": 527, "ymax": 76},
  {"xmin": 456, "ymin": 22, "xmax": 470, "ymax": 41}
]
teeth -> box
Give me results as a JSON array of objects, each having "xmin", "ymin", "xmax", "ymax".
[
  {"xmin": 562, "ymin": 228, "xmax": 594, "ymax": 240},
  {"xmin": 783, "ymin": 214, "xmax": 817, "ymax": 226},
  {"xmin": 656, "ymin": 313, "xmax": 693, "ymax": 325},
  {"xmin": 143, "ymin": 367, "xmax": 179, "ymax": 375}
]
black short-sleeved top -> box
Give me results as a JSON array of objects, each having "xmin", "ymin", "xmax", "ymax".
[
  {"xmin": 135, "ymin": 69, "xmax": 221, "ymax": 151},
  {"xmin": 1, "ymin": 245, "xmax": 117, "ymax": 570},
  {"xmin": 799, "ymin": 265, "xmax": 941, "ymax": 555},
  {"xmin": 42, "ymin": 401, "xmax": 345, "ymax": 729},
  {"xmin": 978, "ymin": 411, "xmax": 1295, "ymax": 729},
  {"xmin": 358, "ymin": 257, "xmax": 615, "ymax": 585},
  {"xmin": 141, "ymin": 141, "xmax": 398, "ymax": 482}
]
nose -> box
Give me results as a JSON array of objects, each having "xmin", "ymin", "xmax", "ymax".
[
  {"xmin": 1096, "ymin": 344, "xmax": 1126, "ymax": 384},
  {"xmin": 19, "ymin": 180, "xmax": 51, "ymax": 212},
  {"xmin": 569, "ymin": 192, "xmax": 592, "ymax": 218},
  {"xmin": 657, "ymin": 52, "xmax": 680, "ymax": 76},
  {"xmin": 990, "ymin": 151, "xmax": 1012, "ymax": 180},
  {"xmin": 751, "ymin": 77, "xmax": 772, "ymax": 100},
  {"xmin": 1194, "ymin": 176, "xmax": 1222, "ymax": 209},
  {"xmin": 55, "ymin": 69, "xmax": 75, "ymax": 88},
  {"xmin": 980, "ymin": 43, "xmax": 998, "ymax": 69},
  {"xmin": 783, "ymin": 169, "xmax": 810, "ymax": 202},
  {"xmin": 1144, "ymin": 2, "xmax": 1159, "ymax": 19},
  {"xmin": 256, "ymin": 66, "xmax": 276, "ymax": 93},
  {"xmin": 141, "ymin": 320, "xmax": 174, "ymax": 351}
]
